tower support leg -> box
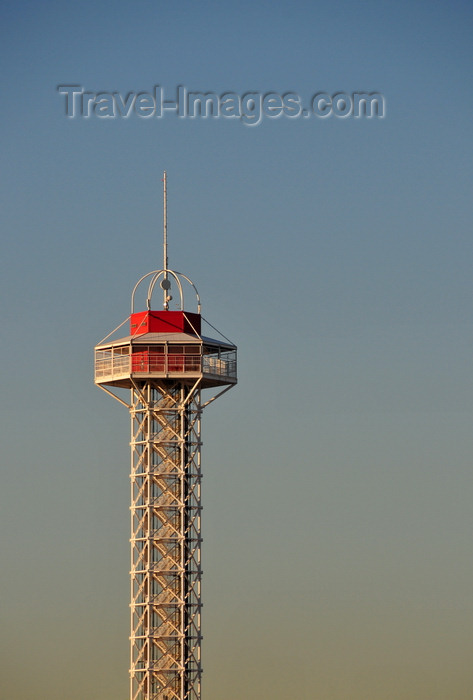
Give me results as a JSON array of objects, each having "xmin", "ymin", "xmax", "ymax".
[{"xmin": 130, "ymin": 381, "xmax": 202, "ymax": 700}]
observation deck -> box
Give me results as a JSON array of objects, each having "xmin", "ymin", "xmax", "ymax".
[{"xmin": 94, "ymin": 310, "xmax": 237, "ymax": 390}]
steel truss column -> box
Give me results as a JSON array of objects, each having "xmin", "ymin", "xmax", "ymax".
[{"xmin": 130, "ymin": 380, "xmax": 202, "ymax": 700}]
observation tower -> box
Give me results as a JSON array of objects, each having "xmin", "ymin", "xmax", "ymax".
[{"xmin": 94, "ymin": 173, "xmax": 237, "ymax": 700}]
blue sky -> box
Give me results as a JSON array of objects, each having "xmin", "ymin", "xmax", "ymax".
[{"xmin": 1, "ymin": 2, "xmax": 473, "ymax": 699}]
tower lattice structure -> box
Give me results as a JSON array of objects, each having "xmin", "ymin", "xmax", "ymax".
[{"xmin": 94, "ymin": 174, "xmax": 237, "ymax": 700}]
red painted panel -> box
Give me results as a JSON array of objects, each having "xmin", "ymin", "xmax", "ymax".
[
  {"xmin": 130, "ymin": 311, "xmax": 201, "ymax": 336},
  {"xmin": 131, "ymin": 351, "xmax": 149, "ymax": 372},
  {"xmin": 131, "ymin": 348, "xmax": 200, "ymax": 374}
]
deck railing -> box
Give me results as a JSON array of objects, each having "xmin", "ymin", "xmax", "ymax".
[{"xmin": 95, "ymin": 349, "xmax": 236, "ymax": 381}]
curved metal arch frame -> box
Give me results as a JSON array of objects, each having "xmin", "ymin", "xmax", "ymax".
[{"xmin": 131, "ymin": 269, "xmax": 202, "ymax": 314}]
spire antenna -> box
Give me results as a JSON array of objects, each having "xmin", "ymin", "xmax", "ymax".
[
  {"xmin": 163, "ymin": 170, "xmax": 168, "ymax": 272},
  {"xmin": 162, "ymin": 170, "xmax": 171, "ymax": 310}
]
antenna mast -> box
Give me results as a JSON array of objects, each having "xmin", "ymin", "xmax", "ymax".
[{"xmin": 162, "ymin": 170, "xmax": 170, "ymax": 310}]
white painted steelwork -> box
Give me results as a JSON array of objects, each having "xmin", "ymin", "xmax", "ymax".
[{"xmin": 129, "ymin": 379, "xmax": 202, "ymax": 700}]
